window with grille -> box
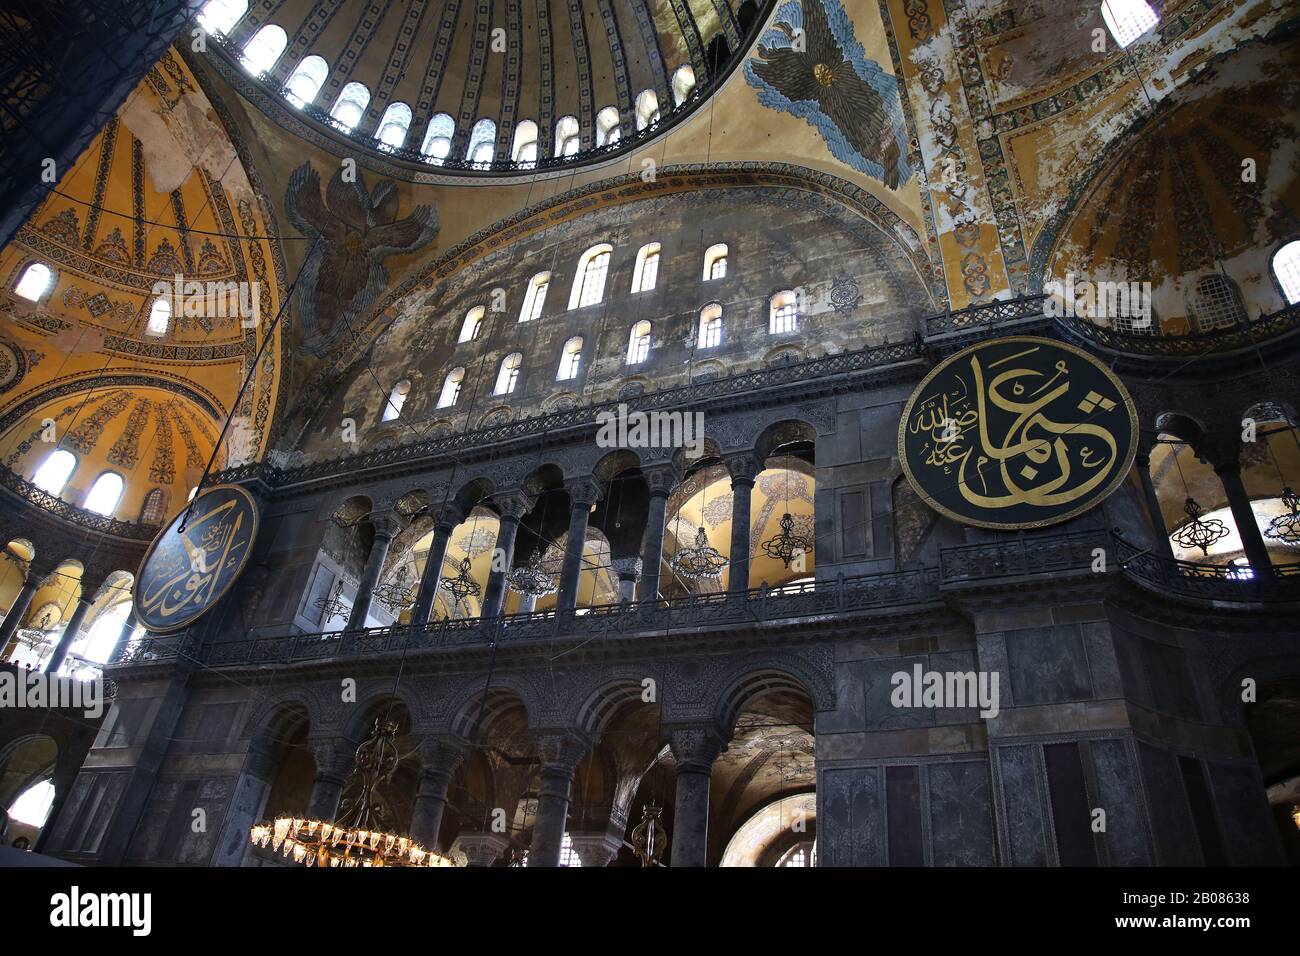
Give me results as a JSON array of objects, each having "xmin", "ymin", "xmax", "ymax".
[
  {"xmin": 627, "ymin": 321, "xmax": 652, "ymax": 364},
  {"xmin": 631, "ymin": 243, "xmax": 660, "ymax": 293},
  {"xmin": 494, "ymin": 353, "xmax": 522, "ymax": 395},
  {"xmin": 330, "ymin": 82, "xmax": 370, "ymax": 132},
  {"xmin": 382, "ymin": 379, "xmax": 410, "ymax": 421},
  {"xmin": 698, "ymin": 304, "xmax": 722, "ymax": 348},
  {"xmin": 139, "ymin": 489, "xmax": 167, "ymax": 525},
  {"xmin": 1190, "ymin": 274, "xmax": 1247, "ymax": 332},
  {"xmin": 458, "ymin": 306, "xmax": 485, "ymax": 343},
  {"xmin": 770, "ymin": 290, "xmax": 799, "ymax": 334},
  {"xmin": 376, "ymin": 102, "xmax": 412, "ymax": 148},
  {"xmin": 1273, "ymin": 240, "xmax": 1300, "ymax": 305},
  {"xmin": 1100, "ymin": 0, "xmax": 1158, "ymax": 49},
  {"xmin": 437, "ymin": 368, "xmax": 465, "ymax": 408},
  {"xmin": 14, "ymin": 262, "xmax": 52, "ymax": 301},
  {"xmin": 520, "ymin": 273, "xmax": 550, "ymax": 322},
  {"xmin": 572, "ymin": 248, "xmax": 611, "ymax": 308},
  {"xmin": 284, "ymin": 56, "xmax": 328, "ymax": 108},
  {"xmin": 557, "ymin": 336, "xmax": 583, "ymax": 380},
  {"xmin": 703, "ymin": 243, "xmax": 728, "ymax": 280}
]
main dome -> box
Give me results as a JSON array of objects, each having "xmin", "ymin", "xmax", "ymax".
[{"xmin": 199, "ymin": 0, "xmax": 768, "ymax": 176}]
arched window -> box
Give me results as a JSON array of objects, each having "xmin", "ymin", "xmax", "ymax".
[
  {"xmin": 1273, "ymin": 240, "xmax": 1300, "ymax": 305},
  {"xmin": 698, "ymin": 303, "xmax": 723, "ymax": 348},
  {"xmin": 512, "ymin": 120, "xmax": 539, "ymax": 166},
  {"xmin": 557, "ymin": 336, "xmax": 583, "ymax": 380},
  {"xmin": 467, "ymin": 118, "xmax": 496, "ymax": 164},
  {"xmin": 703, "ymin": 243, "xmax": 728, "ymax": 280},
  {"xmin": 569, "ymin": 244, "xmax": 612, "ymax": 309},
  {"xmin": 631, "ymin": 242, "xmax": 660, "ymax": 293},
  {"xmin": 596, "ymin": 107, "xmax": 620, "ymax": 146},
  {"xmin": 330, "ymin": 82, "xmax": 371, "ymax": 132},
  {"xmin": 139, "ymin": 488, "xmax": 167, "ymax": 525},
  {"xmin": 241, "ymin": 24, "xmax": 286, "ymax": 75},
  {"xmin": 519, "ymin": 272, "xmax": 550, "ymax": 322},
  {"xmin": 554, "ymin": 116, "xmax": 580, "ymax": 157},
  {"xmin": 1190, "ymin": 274, "xmax": 1247, "ymax": 332},
  {"xmin": 7, "ymin": 779, "xmax": 56, "ymax": 831},
  {"xmin": 382, "ymin": 378, "xmax": 411, "ymax": 421},
  {"xmin": 84, "ymin": 472, "xmax": 125, "ymax": 516},
  {"xmin": 14, "ymin": 262, "xmax": 52, "ymax": 301},
  {"xmin": 284, "ymin": 55, "xmax": 328, "ymax": 108},
  {"xmin": 1100, "ymin": 0, "xmax": 1158, "ymax": 48},
  {"xmin": 770, "ymin": 290, "xmax": 799, "ymax": 334},
  {"xmin": 494, "ymin": 353, "xmax": 523, "ymax": 395},
  {"xmin": 376, "ymin": 102, "xmax": 412, "ymax": 148},
  {"xmin": 196, "ymin": 0, "xmax": 246, "ymax": 35},
  {"xmin": 74, "ymin": 599, "xmax": 136, "ymax": 674},
  {"xmin": 437, "ymin": 367, "xmax": 465, "ymax": 408},
  {"xmin": 32, "ymin": 449, "xmax": 76, "ymax": 495},
  {"xmin": 146, "ymin": 297, "xmax": 170, "ymax": 336},
  {"xmin": 458, "ymin": 306, "xmax": 485, "ymax": 343},
  {"xmin": 671, "ymin": 65, "xmax": 696, "ymax": 106},
  {"xmin": 421, "ymin": 113, "xmax": 455, "ymax": 162},
  {"xmin": 635, "ymin": 90, "xmax": 660, "ymax": 131},
  {"xmin": 627, "ymin": 321, "xmax": 652, "ymax": 364}
]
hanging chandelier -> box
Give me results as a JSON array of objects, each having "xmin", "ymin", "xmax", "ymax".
[
  {"xmin": 507, "ymin": 548, "xmax": 556, "ymax": 597},
  {"xmin": 760, "ymin": 512, "xmax": 815, "ymax": 569},
  {"xmin": 250, "ymin": 717, "xmax": 463, "ymax": 868},
  {"xmin": 1264, "ymin": 486, "xmax": 1300, "ymax": 545},
  {"xmin": 441, "ymin": 555, "xmax": 481, "ymax": 607},
  {"xmin": 314, "ymin": 579, "xmax": 350, "ymax": 624},
  {"xmin": 630, "ymin": 800, "xmax": 668, "ymax": 867},
  {"xmin": 669, "ymin": 525, "xmax": 728, "ymax": 581},
  {"xmin": 1170, "ymin": 497, "xmax": 1230, "ymax": 557},
  {"xmin": 372, "ymin": 565, "xmax": 418, "ymax": 615},
  {"xmin": 15, "ymin": 609, "xmax": 55, "ymax": 652}
]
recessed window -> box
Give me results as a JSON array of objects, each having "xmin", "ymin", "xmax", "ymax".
[
  {"xmin": 494, "ymin": 353, "xmax": 523, "ymax": 395},
  {"xmin": 437, "ymin": 367, "xmax": 465, "ymax": 408},
  {"xmin": 7, "ymin": 779, "xmax": 55, "ymax": 829},
  {"xmin": 698, "ymin": 303, "xmax": 722, "ymax": 348},
  {"xmin": 284, "ymin": 55, "xmax": 328, "ymax": 108},
  {"xmin": 555, "ymin": 116, "xmax": 580, "ymax": 157},
  {"xmin": 376, "ymin": 102, "xmax": 412, "ymax": 149},
  {"xmin": 330, "ymin": 82, "xmax": 371, "ymax": 133},
  {"xmin": 146, "ymin": 298, "xmax": 170, "ymax": 336},
  {"xmin": 557, "ymin": 336, "xmax": 583, "ymax": 381},
  {"xmin": 596, "ymin": 107, "xmax": 621, "ymax": 146},
  {"xmin": 512, "ymin": 120, "xmax": 539, "ymax": 166},
  {"xmin": 196, "ymin": 0, "xmax": 247, "ymax": 35},
  {"xmin": 14, "ymin": 262, "xmax": 52, "ymax": 301},
  {"xmin": 703, "ymin": 243, "xmax": 728, "ymax": 280},
  {"xmin": 241, "ymin": 24, "xmax": 286, "ymax": 75},
  {"xmin": 84, "ymin": 472, "xmax": 125, "ymax": 516},
  {"xmin": 1273, "ymin": 240, "xmax": 1300, "ymax": 305},
  {"xmin": 569, "ymin": 244, "xmax": 612, "ymax": 309},
  {"xmin": 467, "ymin": 118, "xmax": 496, "ymax": 165},
  {"xmin": 671, "ymin": 65, "xmax": 696, "ymax": 106},
  {"xmin": 627, "ymin": 320, "xmax": 652, "ymax": 364},
  {"xmin": 1190, "ymin": 274, "xmax": 1247, "ymax": 332},
  {"xmin": 382, "ymin": 379, "xmax": 411, "ymax": 422},
  {"xmin": 458, "ymin": 306, "xmax": 485, "ymax": 343},
  {"xmin": 770, "ymin": 290, "xmax": 799, "ymax": 334},
  {"xmin": 139, "ymin": 488, "xmax": 167, "ymax": 525},
  {"xmin": 631, "ymin": 243, "xmax": 660, "ymax": 294},
  {"xmin": 1100, "ymin": 0, "xmax": 1158, "ymax": 49},
  {"xmin": 520, "ymin": 272, "xmax": 550, "ymax": 322},
  {"xmin": 422, "ymin": 114, "xmax": 455, "ymax": 163},
  {"xmin": 32, "ymin": 449, "xmax": 76, "ymax": 495},
  {"xmin": 635, "ymin": 90, "xmax": 660, "ymax": 131}
]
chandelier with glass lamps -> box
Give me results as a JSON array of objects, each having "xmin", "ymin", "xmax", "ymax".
[
  {"xmin": 1170, "ymin": 496, "xmax": 1230, "ymax": 557},
  {"xmin": 670, "ymin": 523, "xmax": 728, "ymax": 581},
  {"xmin": 372, "ymin": 564, "xmax": 419, "ymax": 615},
  {"xmin": 1264, "ymin": 486, "xmax": 1300, "ymax": 545},
  {"xmin": 507, "ymin": 547, "xmax": 556, "ymax": 597}
]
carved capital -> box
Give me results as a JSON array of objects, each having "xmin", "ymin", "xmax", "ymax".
[
  {"xmin": 492, "ymin": 492, "xmax": 534, "ymax": 521},
  {"xmin": 370, "ymin": 510, "xmax": 405, "ymax": 539},
  {"xmin": 535, "ymin": 731, "xmax": 589, "ymax": 774},
  {"xmin": 725, "ymin": 453, "xmax": 761, "ymax": 485},
  {"xmin": 565, "ymin": 478, "xmax": 603, "ymax": 509},
  {"xmin": 611, "ymin": 557, "xmax": 643, "ymax": 580},
  {"xmin": 642, "ymin": 465, "xmax": 679, "ymax": 498},
  {"xmin": 433, "ymin": 503, "xmax": 466, "ymax": 532},
  {"xmin": 418, "ymin": 736, "xmax": 465, "ymax": 779},
  {"xmin": 308, "ymin": 737, "xmax": 354, "ymax": 782},
  {"xmin": 668, "ymin": 723, "xmax": 728, "ymax": 773}
]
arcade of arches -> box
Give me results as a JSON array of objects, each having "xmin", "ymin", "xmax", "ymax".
[{"xmin": 1, "ymin": 0, "xmax": 1299, "ymax": 867}]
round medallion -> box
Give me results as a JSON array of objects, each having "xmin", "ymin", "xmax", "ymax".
[
  {"xmin": 134, "ymin": 484, "xmax": 259, "ymax": 633},
  {"xmin": 898, "ymin": 336, "xmax": 1138, "ymax": 530}
]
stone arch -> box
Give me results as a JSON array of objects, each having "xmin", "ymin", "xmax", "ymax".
[
  {"xmin": 446, "ymin": 682, "xmax": 532, "ymax": 741},
  {"xmin": 710, "ymin": 659, "xmax": 831, "ymax": 732},
  {"xmin": 754, "ymin": 419, "xmax": 819, "ymax": 463},
  {"xmin": 572, "ymin": 675, "xmax": 660, "ymax": 738}
]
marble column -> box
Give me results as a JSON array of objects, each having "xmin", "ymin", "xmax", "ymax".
[
  {"xmin": 517, "ymin": 592, "xmax": 537, "ymax": 614},
  {"xmin": 638, "ymin": 467, "xmax": 676, "ymax": 602},
  {"xmin": 557, "ymin": 479, "xmax": 602, "ymax": 612},
  {"xmin": 0, "ymin": 572, "xmax": 42, "ymax": 655},
  {"xmin": 1134, "ymin": 448, "xmax": 1176, "ymax": 562},
  {"xmin": 106, "ymin": 606, "xmax": 140, "ymax": 665},
  {"xmin": 668, "ymin": 724, "xmax": 726, "ymax": 867},
  {"xmin": 480, "ymin": 493, "xmax": 533, "ymax": 619},
  {"xmin": 1213, "ymin": 458, "xmax": 1273, "ymax": 578},
  {"xmin": 346, "ymin": 511, "xmax": 404, "ymax": 631},
  {"xmin": 307, "ymin": 738, "xmax": 355, "ymax": 821},
  {"xmin": 411, "ymin": 506, "xmax": 463, "ymax": 626},
  {"xmin": 528, "ymin": 733, "xmax": 589, "ymax": 866},
  {"xmin": 726, "ymin": 454, "xmax": 760, "ymax": 596},
  {"xmin": 612, "ymin": 557, "xmax": 642, "ymax": 604},
  {"xmin": 409, "ymin": 738, "xmax": 464, "ymax": 851},
  {"xmin": 42, "ymin": 585, "xmax": 99, "ymax": 674}
]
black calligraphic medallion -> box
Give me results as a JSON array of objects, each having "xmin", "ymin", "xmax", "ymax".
[
  {"xmin": 134, "ymin": 484, "xmax": 259, "ymax": 633},
  {"xmin": 898, "ymin": 337, "xmax": 1138, "ymax": 530}
]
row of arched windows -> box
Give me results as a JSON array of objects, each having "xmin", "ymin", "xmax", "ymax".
[
  {"xmin": 29, "ymin": 448, "xmax": 189, "ymax": 521},
  {"xmin": 195, "ymin": 2, "xmax": 695, "ymax": 166}
]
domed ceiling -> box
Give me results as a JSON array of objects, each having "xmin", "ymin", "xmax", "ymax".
[{"xmin": 209, "ymin": 0, "xmax": 766, "ymax": 172}]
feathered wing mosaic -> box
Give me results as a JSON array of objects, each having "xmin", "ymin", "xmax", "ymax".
[{"xmin": 746, "ymin": 0, "xmax": 910, "ymax": 189}]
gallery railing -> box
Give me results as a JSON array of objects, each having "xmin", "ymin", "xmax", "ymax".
[
  {"xmin": 924, "ymin": 294, "xmax": 1050, "ymax": 338},
  {"xmin": 0, "ymin": 464, "xmax": 159, "ymax": 540}
]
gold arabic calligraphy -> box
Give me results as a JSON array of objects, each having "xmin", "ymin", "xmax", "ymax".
[{"xmin": 139, "ymin": 499, "xmax": 248, "ymax": 622}]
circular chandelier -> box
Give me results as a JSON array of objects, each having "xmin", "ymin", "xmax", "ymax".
[
  {"xmin": 1264, "ymin": 487, "xmax": 1300, "ymax": 545},
  {"xmin": 760, "ymin": 512, "xmax": 815, "ymax": 569},
  {"xmin": 313, "ymin": 579, "xmax": 350, "ymax": 625},
  {"xmin": 440, "ymin": 555, "xmax": 481, "ymax": 607},
  {"xmin": 1170, "ymin": 497, "xmax": 1230, "ymax": 557},
  {"xmin": 250, "ymin": 718, "xmax": 463, "ymax": 868},
  {"xmin": 507, "ymin": 548, "xmax": 556, "ymax": 597},
  {"xmin": 669, "ymin": 525, "xmax": 728, "ymax": 581},
  {"xmin": 372, "ymin": 565, "xmax": 419, "ymax": 615}
]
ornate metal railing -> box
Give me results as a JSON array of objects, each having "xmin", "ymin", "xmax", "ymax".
[
  {"xmin": 938, "ymin": 528, "xmax": 1107, "ymax": 583},
  {"xmin": 0, "ymin": 464, "xmax": 159, "ymax": 540},
  {"xmin": 1058, "ymin": 301, "xmax": 1300, "ymax": 357},
  {"xmin": 1113, "ymin": 536, "xmax": 1300, "ymax": 602},
  {"xmin": 924, "ymin": 294, "xmax": 1050, "ymax": 338}
]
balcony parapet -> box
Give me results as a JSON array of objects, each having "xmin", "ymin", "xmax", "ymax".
[{"xmin": 0, "ymin": 464, "xmax": 158, "ymax": 541}]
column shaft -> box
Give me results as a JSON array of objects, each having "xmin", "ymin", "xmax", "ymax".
[
  {"xmin": 557, "ymin": 503, "xmax": 592, "ymax": 612},
  {"xmin": 728, "ymin": 477, "xmax": 755, "ymax": 595},
  {"xmin": 411, "ymin": 518, "xmax": 457, "ymax": 625},
  {"xmin": 0, "ymin": 576, "xmax": 39, "ymax": 655},
  {"xmin": 670, "ymin": 769, "xmax": 713, "ymax": 867},
  {"xmin": 639, "ymin": 490, "xmax": 669, "ymax": 602},
  {"xmin": 1215, "ymin": 462, "xmax": 1273, "ymax": 577},
  {"xmin": 528, "ymin": 766, "xmax": 576, "ymax": 867},
  {"xmin": 480, "ymin": 515, "xmax": 521, "ymax": 619},
  {"xmin": 346, "ymin": 525, "xmax": 397, "ymax": 631},
  {"xmin": 42, "ymin": 596, "xmax": 93, "ymax": 674},
  {"xmin": 1135, "ymin": 453, "xmax": 1176, "ymax": 561}
]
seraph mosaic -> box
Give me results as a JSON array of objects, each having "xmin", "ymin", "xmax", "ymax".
[{"xmin": 746, "ymin": 0, "xmax": 910, "ymax": 189}]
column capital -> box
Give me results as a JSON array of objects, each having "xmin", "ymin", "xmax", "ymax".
[
  {"xmin": 611, "ymin": 556, "xmax": 642, "ymax": 580},
  {"xmin": 643, "ymin": 464, "xmax": 679, "ymax": 498},
  {"xmin": 565, "ymin": 477, "xmax": 603, "ymax": 509},
  {"xmin": 491, "ymin": 492, "xmax": 534, "ymax": 521},
  {"xmin": 308, "ymin": 736, "xmax": 355, "ymax": 784},
  {"xmin": 370, "ymin": 510, "xmax": 405, "ymax": 539},
  {"xmin": 535, "ymin": 731, "xmax": 590, "ymax": 774},
  {"xmin": 566, "ymin": 832, "xmax": 622, "ymax": 867},
  {"xmin": 433, "ymin": 503, "xmax": 466, "ymax": 531},
  {"xmin": 725, "ymin": 453, "xmax": 761, "ymax": 485},
  {"xmin": 452, "ymin": 832, "xmax": 511, "ymax": 866},
  {"xmin": 667, "ymin": 723, "xmax": 728, "ymax": 773},
  {"xmin": 418, "ymin": 736, "xmax": 465, "ymax": 776}
]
